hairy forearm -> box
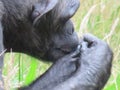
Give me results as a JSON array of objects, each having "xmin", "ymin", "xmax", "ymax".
[
  {"xmin": 20, "ymin": 64, "xmax": 73, "ymax": 90},
  {"xmin": 53, "ymin": 65, "xmax": 109, "ymax": 90}
]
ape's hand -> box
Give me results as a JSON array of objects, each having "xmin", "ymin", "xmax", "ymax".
[
  {"xmin": 19, "ymin": 46, "xmax": 81, "ymax": 90},
  {"xmin": 53, "ymin": 33, "xmax": 113, "ymax": 90},
  {"xmin": 76, "ymin": 33, "xmax": 113, "ymax": 89}
]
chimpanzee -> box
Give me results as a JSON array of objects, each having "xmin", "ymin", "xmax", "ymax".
[{"xmin": 0, "ymin": 0, "xmax": 113, "ymax": 90}]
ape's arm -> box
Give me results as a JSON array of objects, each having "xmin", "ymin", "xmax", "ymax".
[
  {"xmin": 20, "ymin": 34, "xmax": 113, "ymax": 90},
  {"xmin": 53, "ymin": 34, "xmax": 113, "ymax": 90},
  {"xmin": 19, "ymin": 48, "xmax": 81, "ymax": 90}
]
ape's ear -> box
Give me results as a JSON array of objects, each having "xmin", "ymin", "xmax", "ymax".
[
  {"xmin": 57, "ymin": 0, "xmax": 80, "ymax": 22},
  {"xmin": 32, "ymin": 0, "xmax": 58, "ymax": 25}
]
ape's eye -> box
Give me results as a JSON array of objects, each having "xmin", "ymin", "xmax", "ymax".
[
  {"xmin": 68, "ymin": 27, "xmax": 74, "ymax": 35},
  {"xmin": 72, "ymin": 27, "xmax": 74, "ymax": 33}
]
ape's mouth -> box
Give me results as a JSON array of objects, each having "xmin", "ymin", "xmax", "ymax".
[
  {"xmin": 56, "ymin": 47, "xmax": 72, "ymax": 54},
  {"xmin": 56, "ymin": 45, "xmax": 79, "ymax": 54}
]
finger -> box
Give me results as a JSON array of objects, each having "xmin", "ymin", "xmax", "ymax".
[
  {"xmin": 71, "ymin": 45, "xmax": 81, "ymax": 57},
  {"xmin": 31, "ymin": 10, "xmax": 41, "ymax": 21},
  {"xmin": 70, "ymin": 58, "xmax": 80, "ymax": 68},
  {"xmin": 81, "ymin": 41, "xmax": 88, "ymax": 52},
  {"xmin": 70, "ymin": 58, "xmax": 79, "ymax": 62}
]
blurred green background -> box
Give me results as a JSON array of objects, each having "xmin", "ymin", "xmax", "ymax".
[{"xmin": 3, "ymin": 0, "xmax": 120, "ymax": 90}]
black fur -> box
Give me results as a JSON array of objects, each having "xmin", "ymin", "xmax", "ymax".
[{"xmin": 0, "ymin": 0, "xmax": 113, "ymax": 90}]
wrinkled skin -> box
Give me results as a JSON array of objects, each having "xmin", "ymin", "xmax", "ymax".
[{"xmin": 0, "ymin": 0, "xmax": 113, "ymax": 90}]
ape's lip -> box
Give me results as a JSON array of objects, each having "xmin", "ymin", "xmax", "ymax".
[
  {"xmin": 55, "ymin": 47, "xmax": 71, "ymax": 54},
  {"xmin": 56, "ymin": 45, "xmax": 80, "ymax": 54},
  {"xmin": 61, "ymin": 45, "xmax": 81, "ymax": 54}
]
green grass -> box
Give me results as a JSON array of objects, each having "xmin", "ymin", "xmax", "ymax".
[
  {"xmin": 3, "ymin": 53, "xmax": 51, "ymax": 90},
  {"xmin": 3, "ymin": 0, "xmax": 120, "ymax": 90}
]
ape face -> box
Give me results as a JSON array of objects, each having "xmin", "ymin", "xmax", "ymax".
[
  {"xmin": 43, "ymin": 20, "xmax": 79, "ymax": 62},
  {"xmin": 31, "ymin": 12, "xmax": 79, "ymax": 62},
  {"xmin": 27, "ymin": 0, "xmax": 80, "ymax": 62},
  {"xmin": 2, "ymin": 0, "xmax": 80, "ymax": 62}
]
